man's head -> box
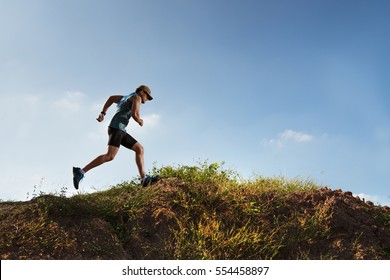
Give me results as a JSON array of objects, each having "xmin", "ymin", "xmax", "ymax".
[{"xmin": 136, "ymin": 85, "xmax": 153, "ymax": 103}]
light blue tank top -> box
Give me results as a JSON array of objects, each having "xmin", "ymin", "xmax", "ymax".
[{"xmin": 109, "ymin": 92, "xmax": 137, "ymax": 132}]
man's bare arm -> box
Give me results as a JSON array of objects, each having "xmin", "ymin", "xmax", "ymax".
[
  {"xmin": 131, "ymin": 95, "xmax": 143, "ymax": 126},
  {"xmin": 97, "ymin": 95, "xmax": 123, "ymax": 122}
]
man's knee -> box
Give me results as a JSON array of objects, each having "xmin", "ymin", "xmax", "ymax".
[
  {"xmin": 105, "ymin": 152, "xmax": 116, "ymax": 162},
  {"xmin": 105, "ymin": 145, "xmax": 119, "ymax": 162},
  {"xmin": 133, "ymin": 143, "xmax": 144, "ymax": 155}
]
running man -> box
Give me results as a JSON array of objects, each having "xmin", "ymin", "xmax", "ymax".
[{"xmin": 73, "ymin": 85, "xmax": 159, "ymax": 189}]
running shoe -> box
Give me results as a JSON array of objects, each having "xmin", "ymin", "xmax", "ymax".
[
  {"xmin": 73, "ymin": 167, "xmax": 84, "ymax": 190},
  {"xmin": 141, "ymin": 175, "xmax": 160, "ymax": 187}
]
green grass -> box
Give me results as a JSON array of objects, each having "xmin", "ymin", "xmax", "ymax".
[{"xmin": 1, "ymin": 161, "xmax": 389, "ymax": 259}]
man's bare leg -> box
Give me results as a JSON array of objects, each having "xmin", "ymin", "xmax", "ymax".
[
  {"xmin": 131, "ymin": 142, "xmax": 146, "ymax": 179},
  {"xmin": 82, "ymin": 145, "xmax": 119, "ymax": 173}
]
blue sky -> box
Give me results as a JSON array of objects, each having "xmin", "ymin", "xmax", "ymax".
[{"xmin": 1, "ymin": 0, "xmax": 389, "ymax": 205}]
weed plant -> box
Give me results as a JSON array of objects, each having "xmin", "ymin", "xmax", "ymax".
[{"xmin": 2, "ymin": 161, "xmax": 388, "ymax": 259}]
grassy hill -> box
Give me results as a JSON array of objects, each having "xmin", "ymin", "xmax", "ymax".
[{"xmin": 1, "ymin": 162, "xmax": 389, "ymax": 259}]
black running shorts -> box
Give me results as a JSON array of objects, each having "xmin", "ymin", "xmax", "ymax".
[{"xmin": 107, "ymin": 127, "xmax": 137, "ymax": 149}]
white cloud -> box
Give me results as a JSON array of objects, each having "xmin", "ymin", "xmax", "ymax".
[
  {"xmin": 143, "ymin": 113, "xmax": 161, "ymax": 128},
  {"xmin": 265, "ymin": 138, "xmax": 284, "ymax": 148},
  {"xmin": 354, "ymin": 193, "xmax": 390, "ymax": 206},
  {"xmin": 22, "ymin": 94, "xmax": 42, "ymax": 107},
  {"xmin": 129, "ymin": 113, "xmax": 161, "ymax": 136},
  {"xmin": 0, "ymin": 94, "xmax": 44, "ymax": 139},
  {"xmin": 262, "ymin": 129, "xmax": 314, "ymax": 148},
  {"xmin": 54, "ymin": 91, "xmax": 85, "ymax": 112},
  {"xmin": 281, "ymin": 129, "xmax": 314, "ymax": 142}
]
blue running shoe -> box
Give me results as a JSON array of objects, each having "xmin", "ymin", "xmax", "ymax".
[
  {"xmin": 141, "ymin": 175, "xmax": 160, "ymax": 188},
  {"xmin": 73, "ymin": 167, "xmax": 84, "ymax": 190}
]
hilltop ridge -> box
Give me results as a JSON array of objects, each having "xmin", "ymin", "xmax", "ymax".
[{"xmin": 1, "ymin": 163, "xmax": 389, "ymax": 259}]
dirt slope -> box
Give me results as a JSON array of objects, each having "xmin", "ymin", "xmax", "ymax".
[{"xmin": 1, "ymin": 178, "xmax": 389, "ymax": 259}]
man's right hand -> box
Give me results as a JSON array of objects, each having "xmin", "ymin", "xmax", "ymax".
[{"xmin": 96, "ymin": 113, "xmax": 105, "ymax": 122}]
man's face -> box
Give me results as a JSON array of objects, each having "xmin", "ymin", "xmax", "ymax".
[{"xmin": 140, "ymin": 91, "xmax": 149, "ymax": 104}]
